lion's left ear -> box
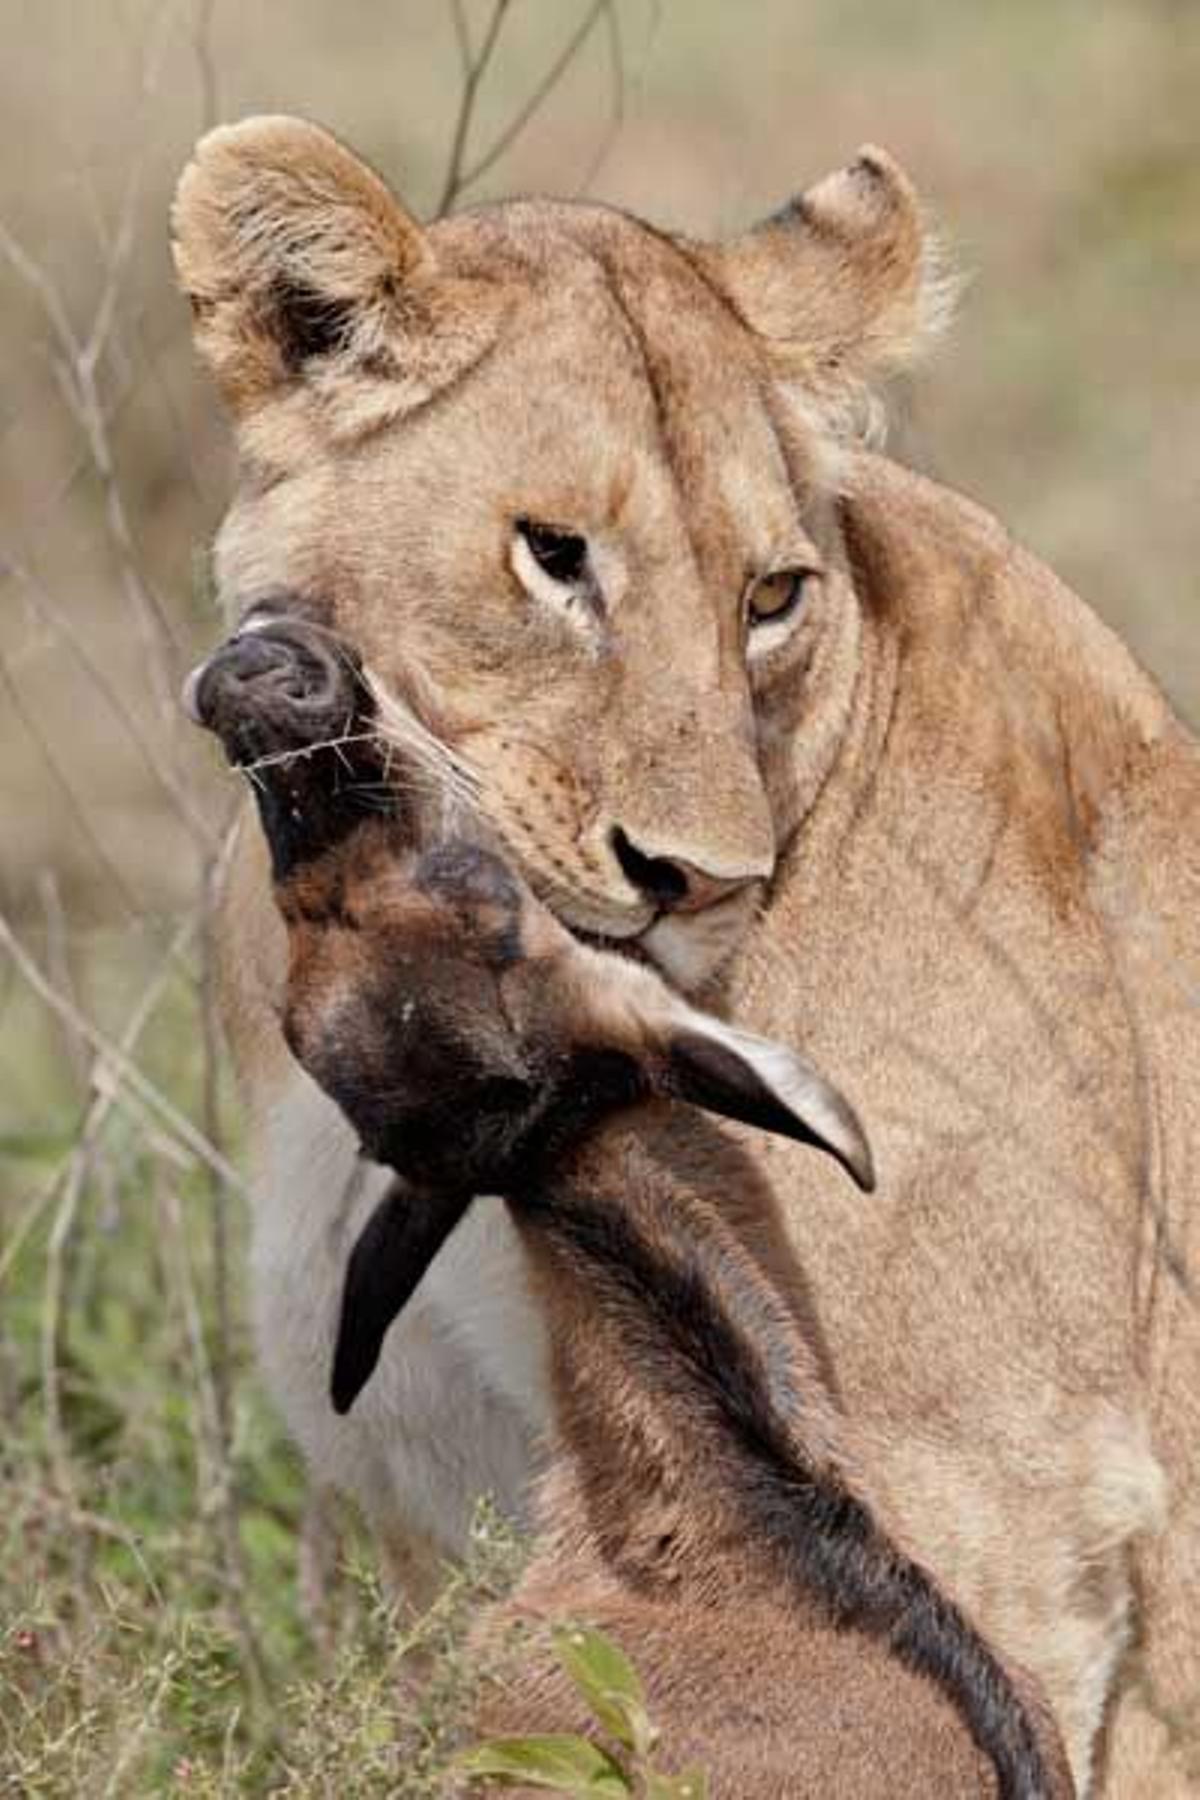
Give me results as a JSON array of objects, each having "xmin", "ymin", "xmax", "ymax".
[
  {"xmin": 704, "ymin": 147, "xmax": 954, "ymax": 390},
  {"xmin": 171, "ymin": 114, "xmax": 508, "ymax": 435}
]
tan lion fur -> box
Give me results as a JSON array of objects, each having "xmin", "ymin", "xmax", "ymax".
[{"xmin": 173, "ymin": 118, "xmax": 1198, "ymax": 1793}]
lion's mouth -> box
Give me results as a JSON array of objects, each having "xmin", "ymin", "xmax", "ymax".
[{"xmin": 555, "ymin": 887, "xmax": 759, "ymax": 996}]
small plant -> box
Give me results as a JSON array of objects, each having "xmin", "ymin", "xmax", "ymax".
[{"xmin": 455, "ymin": 1622, "xmax": 708, "ymax": 1797}]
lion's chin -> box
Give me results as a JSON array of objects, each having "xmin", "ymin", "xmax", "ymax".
[
  {"xmin": 639, "ymin": 890, "xmax": 759, "ymax": 995},
  {"xmin": 541, "ymin": 885, "xmax": 760, "ymax": 996}
]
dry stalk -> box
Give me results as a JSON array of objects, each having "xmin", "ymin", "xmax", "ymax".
[
  {"xmin": 455, "ymin": 0, "xmax": 611, "ymax": 198},
  {"xmin": 158, "ymin": 1173, "xmax": 270, "ymax": 1714},
  {"xmin": 197, "ymin": 820, "xmax": 241, "ymax": 1461},
  {"xmin": 1, "ymin": 556, "xmax": 220, "ymax": 856},
  {"xmin": 10, "ymin": 910, "xmax": 200, "ymax": 1505},
  {"xmin": 437, "ymin": 0, "xmax": 514, "ymax": 215},
  {"xmin": 0, "ymin": 647, "xmax": 146, "ymax": 918},
  {"xmin": 35, "ymin": 871, "xmax": 90, "ymax": 1095},
  {"xmin": 0, "ymin": 909, "xmax": 245, "ymax": 1195},
  {"xmin": 437, "ymin": 0, "xmax": 626, "ymax": 217},
  {"xmin": 0, "ymin": 912, "xmax": 198, "ymax": 1296}
]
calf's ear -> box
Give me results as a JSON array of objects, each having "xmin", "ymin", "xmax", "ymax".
[
  {"xmin": 331, "ymin": 1183, "xmax": 473, "ymax": 1415},
  {"xmin": 171, "ymin": 114, "xmax": 506, "ymax": 431},
  {"xmin": 664, "ymin": 1019, "xmax": 875, "ymax": 1193}
]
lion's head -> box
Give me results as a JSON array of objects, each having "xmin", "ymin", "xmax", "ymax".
[{"xmin": 174, "ymin": 117, "xmax": 947, "ymax": 991}]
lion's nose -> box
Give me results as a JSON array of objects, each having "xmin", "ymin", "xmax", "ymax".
[{"xmin": 609, "ymin": 826, "xmax": 762, "ymax": 915}]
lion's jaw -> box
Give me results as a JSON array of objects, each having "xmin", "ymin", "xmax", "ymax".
[
  {"xmin": 638, "ymin": 888, "xmax": 763, "ymax": 992},
  {"xmin": 530, "ymin": 879, "xmax": 761, "ymax": 996}
]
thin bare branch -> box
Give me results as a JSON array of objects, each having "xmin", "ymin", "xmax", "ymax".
[
  {"xmin": 2, "ymin": 204, "xmax": 188, "ymax": 750},
  {"xmin": 436, "ymin": 0, "xmax": 514, "ymax": 216},
  {"xmin": 0, "ymin": 217, "xmax": 81, "ymax": 363},
  {"xmin": 159, "ymin": 1174, "xmax": 270, "ymax": 1708},
  {"xmin": 0, "ymin": 910, "xmax": 247, "ymax": 1195},
  {"xmin": 0, "ymin": 647, "xmax": 146, "ymax": 918},
  {"xmin": 1, "ymin": 556, "xmax": 221, "ymax": 853},
  {"xmin": 35, "ymin": 871, "xmax": 89, "ymax": 1095},
  {"xmin": 0, "ymin": 909, "xmax": 201, "ymax": 1298},
  {"xmin": 457, "ymin": 0, "xmax": 609, "ymax": 198},
  {"xmin": 40, "ymin": 1134, "xmax": 87, "ymax": 1497},
  {"xmin": 192, "ymin": 0, "xmax": 220, "ymax": 130},
  {"xmin": 574, "ymin": 0, "xmax": 630, "ymax": 196},
  {"xmin": 449, "ymin": 0, "xmax": 473, "ymax": 80},
  {"xmin": 197, "ymin": 823, "xmax": 240, "ymax": 1450}
]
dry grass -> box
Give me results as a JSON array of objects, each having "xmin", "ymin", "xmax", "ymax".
[{"xmin": 1, "ymin": 1, "xmax": 1196, "ymax": 1791}]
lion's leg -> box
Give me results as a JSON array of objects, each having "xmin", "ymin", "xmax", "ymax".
[
  {"xmin": 1100, "ymin": 1518, "xmax": 1200, "ymax": 1798},
  {"xmin": 1102, "ymin": 1682, "xmax": 1198, "ymax": 1800},
  {"xmin": 1099, "ymin": 1352, "xmax": 1200, "ymax": 1795}
]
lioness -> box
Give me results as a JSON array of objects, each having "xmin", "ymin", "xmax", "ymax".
[
  {"xmin": 190, "ymin": 611, "xmax": 1073, "ymax": 1798},
  {"xmin": 173, "ymin": 118, "xmax": 1199, "ymax": 1795}
]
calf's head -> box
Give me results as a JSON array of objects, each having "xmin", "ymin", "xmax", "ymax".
[{"xmin": 188, "ymin": 611, "xmax": 873, "ymax": 1406}]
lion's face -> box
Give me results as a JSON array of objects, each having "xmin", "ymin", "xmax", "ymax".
[{"xmin": 175, "ymin": 120, "xmax": 940, "ymax": 990}]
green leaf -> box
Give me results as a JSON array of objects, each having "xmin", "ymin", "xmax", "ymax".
[
  {"xmin": 643, "ymin": 1771, "xmax": 709, "ymax": 1800},
  {"xmin": 454, "ymin": 1733, "xmax": 631, "ymax": 1793},
  {"xmin": 552, "ymin": 1623, "xmax": 655, "ymax": 1756}
]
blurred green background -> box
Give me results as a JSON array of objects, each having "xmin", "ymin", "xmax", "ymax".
[{"xmin": 0, "ymin": 2, "xmax": 1196, "ymax": 1790}]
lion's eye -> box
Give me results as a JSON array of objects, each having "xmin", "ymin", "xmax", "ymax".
[
  {"xmin": 748, "ymin": 570, "xmax": 810, "ymax": 628},
  {"xmin": 516, "ymin": 519, "xmax": 590, "ymax": 588}
]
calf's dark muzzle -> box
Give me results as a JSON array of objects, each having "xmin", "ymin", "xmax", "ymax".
[{"xmin": 183, "ymin": 615, "xmax": 357, "ymax": 763}]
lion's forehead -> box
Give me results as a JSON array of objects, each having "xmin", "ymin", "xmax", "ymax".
[
  {"xmin": 429, "ymin": 201, "xmax": 812, "ymax": 535},
  {"xmin": 221, "ymin": 202, "xmax": 819, "ymax": 616}
]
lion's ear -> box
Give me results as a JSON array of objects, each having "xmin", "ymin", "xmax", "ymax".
[
  {"xmin": 171, "ymin": 115, "xmax": 504, "ymax": 429},
  {"xmin": 707, "ymin": 147, "xmax": 953, "ymax": 394}
]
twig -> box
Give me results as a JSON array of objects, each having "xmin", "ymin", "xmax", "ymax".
[
  {"xmin": 197, "ymin": 824, "xmax": 240, "ymax": 1451},
  {"xmin": 39, "ymin": 1152, "xmax": 82, "ymax": 1497},
  {"xmin": 574, "ymin": 0, "xmax": 634, "ymax": 197},
  {"xmin": 159, "ymin": 1175, "xmax": 270, "ymax": 1711},
  {"xmin": 0, "ymin": 647, "xmax": 146, "ymax": 920},
  {"xmin": 0, "ymin": 909, "xmax": 203, "ymax": 1298},
  {"xmin": 448, "ymin": 0, "xmax": 473, "ymax": 79},
  {"xmin": 1, "ymin": 180, "xmax": 199, "ymax": 890},
  {"xmin": 192, "ymin": 0, "xmax": 220, "ymax": 130},
  {"xmin": 1, "ymin": 556, "xmax": 220, "ymax": 854},
  {"xmin": 35, "ymin": 872, "xmax": 89, "ymax": 1095},
  {"xmin": 29, "ymin": 1487, "xmax": 164, "ymax": 1599},
  {"xmin": 101, "ymin": 1648, "xmax": 180, "ymax": 1799},
  {"xmin": 456, "ymin": 0, "xmax": 610, "ymax": 197},
  {"xmin": 1, "ymin": 211, "xmax": 183, "ymax": 691},
  {"xmin": 436, "ymin": 0, "xmax": 513, "ymax": 216},
  {"xmin": 0, "ymin": 910, "xmax": 247, "ymax": 1195},
  {"xmin": 24, "ymin": 908, "xmax": 201, "ymax": 1494}
]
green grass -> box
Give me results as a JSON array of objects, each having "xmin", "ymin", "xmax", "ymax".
[{"xmin": 0, "ymin": 946, "xmax": 525, "ymax": 1795}]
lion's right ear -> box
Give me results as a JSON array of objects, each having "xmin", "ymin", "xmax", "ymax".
[
  {"xmin": 171, "ymin": 115, "xmax": 505, "ymax": 430},
  {"xmin": 704, "ymin": 147, "xmax": 956, "ymax": 412}
]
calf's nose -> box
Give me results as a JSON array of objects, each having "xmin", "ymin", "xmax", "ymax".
[{"xmin": 182, "ymin": 618, "xmax": 352, "ymax": 755}]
